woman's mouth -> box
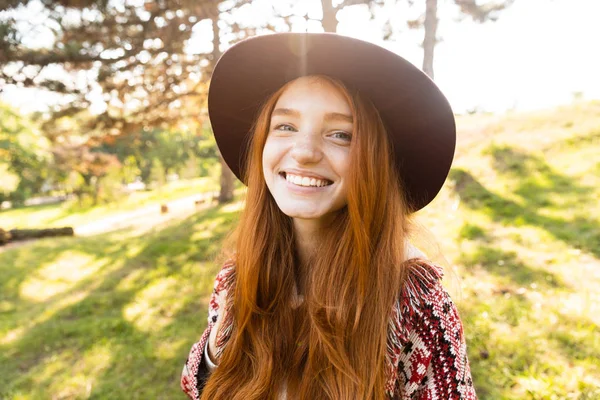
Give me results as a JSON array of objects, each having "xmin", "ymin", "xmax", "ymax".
[{"xmin": 279, "ymin": 172, "xmax": 333, "ymax": 188}]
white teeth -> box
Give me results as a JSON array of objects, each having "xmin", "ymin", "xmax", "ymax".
[{"xmin": 285, "ymin": 173, "xmax": 329, "ymax": 187}]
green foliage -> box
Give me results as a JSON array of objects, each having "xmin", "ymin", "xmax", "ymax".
[
  {"xmin": 101, "ymin": 128, "xmax": 218, "ymax": 185},
  {"xmin": 179, "ymin": 154, "xmax": 201, "ymax": 180},
  {"xmin": 0, "ymin": 103, "xmax": 51, "ymax": 205},
  {"xmin": 0, "ymin": 103, "xmax": 220, "ymax": 205},
  {"xmin": 458, "ymin": 223, "xmax": 487, "ymax": 240},
  {"xmin": 149, "ymin": 158, "xmax": 166, "ymax": 189},
  {"xmin": 120, "ymin": 155, "xmax": 142, "ymax": 184},
  {"xmin": 97, "ymin": 167, "xmax": 128, "ymax": 204}
]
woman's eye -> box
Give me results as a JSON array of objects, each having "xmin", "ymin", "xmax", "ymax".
[
  {"xmin": 275, "ymin": 124, "xmax": 295, "ymax": 132},
  {"xmin": 330, "ymin": 131, "xmax": 352, "ymax": 141}
]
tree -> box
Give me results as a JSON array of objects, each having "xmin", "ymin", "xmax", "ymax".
[
  {"xmin": 52, "ymin": 140, "xmax": 120, "ymax": 205},
  {"xmin": 262, "ymin": 1, "xmax": 385, "ymax": 34},
  {"xmin": 99, "ymin": 126, "xmax": 217, "ymax": 185},
  {"xmin": 149, "ymin": 158, "xmax": 166, "ymax": 190},
  {"xmin": 412, "ymin": 0, "xmax": 516, "ymax": 79},
  {"xmin": 0, "ymin": 0, "xmax": 251, "ymax": 203},
  {"xmin": 320, "ymin": 0, "xmax": 381, "ymax": 32},
  {"xmin": 315, "ymin": 0, "xmax": 515, "ymax": 79},
  {"xmin": 422, "ymin": 0, "xmax": 438, "ymax": 78},
  {"xmin": 0, "ymin": 103, "xmax": 50, "ymax": 205},
  {"xmin": 209, "ymin": 2, "xmax": 235, "ymax": 203}
]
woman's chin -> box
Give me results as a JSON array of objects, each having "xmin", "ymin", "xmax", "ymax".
[
  {"xmin": 281, "ymin": 209, "xmax": 325, "ymax": 221},
  {"xmin": 276, "ymin": 204, "xmax": 323, "ymax": 220},
  {"xmin": 277, "ymin": 205, "xmax": 343, "ymax": 224}
]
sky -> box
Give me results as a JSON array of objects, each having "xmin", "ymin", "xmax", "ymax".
[
  {"xmin": 2, "ymin": 0, "xmax": 599, "ymax": 115},
  {"xmin": 335, "ymin": 0, "xmax": 600, "ymax": 113}
]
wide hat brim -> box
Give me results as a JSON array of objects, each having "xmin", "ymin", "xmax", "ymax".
[{"xmin": 208, "ymin": 32, "xmax": 455, "ymax": 212}]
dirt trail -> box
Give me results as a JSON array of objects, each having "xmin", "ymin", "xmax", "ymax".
[
  {"xmin": 0, "ymin": 193, "xmax": 216, "ymax": 252},
  {"xmin": 75, "ymin": 193, "xmax": 214, "ymax": 236}
]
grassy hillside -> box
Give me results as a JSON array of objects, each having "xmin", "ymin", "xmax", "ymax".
[
  {"xmin": 1, "ymin": 101, "xmax": 599, "ymax": 399},
  {"xmin": 419, "ymin": 100, "xmax": 600, "ymax": 398}
]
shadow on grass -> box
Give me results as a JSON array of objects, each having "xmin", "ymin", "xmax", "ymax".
[
  {"xmin": 456, "ymin": 245, "xmax": 563, "ymax": 396},
  {"xmin": 0, "ymin": 202, "xmax": 239, "ymax": 399},
  {"xmin": 550, "ymin": 314, "xmax": 600, "ymax": 363},
  {"xmin": 551, "ymin": 129, "xmax": 600, "ymax": 151},
  {"xmin": 464, "ymin": 308, "xmax": 600, "ymax": 400},
  {"xmin": 458, "ymin": 245, "xmax": 566, "ymax": 289},
  {"xmin": 487, "ymin": 145, "xmax": 593, "ymax": 209},
  {"xmin": 458, "ymin": 279, "xmax": 532, "ymax": 399},
  {"xmin": 451, "ymin": 144, "xmax": 600, "ymax": 397},
  {"xmin": 449, "ymin": 149, "xmax": 600, "ymax": 258}
]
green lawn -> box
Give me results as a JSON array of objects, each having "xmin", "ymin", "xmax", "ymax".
[
  {"xmin": 1, "ymin": 101, "xmax": 599, "ymax": 399},
  {"xmin": 0, "ymin": 200, "xmax": 243, "ymax": 399},
  {"xmin": 417, "ymin": 100, "xmax": 600, "ymax": 399}
]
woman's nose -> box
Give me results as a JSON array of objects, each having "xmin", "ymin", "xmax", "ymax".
[{"xmin": 290, "ymin": 136, "xmax": 323, "ymax": 164}]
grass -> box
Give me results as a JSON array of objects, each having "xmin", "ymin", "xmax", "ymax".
[
  {"xmin": 0, "ymin": 199, "xmax": 242, "ymax": 399},
  {"xmin": 417, "ymin": 100, "xmax": 600, "ymax": 399},
  {"xmin": 1, "ymin": 100, "xmax": 600, "ymax": 399}
]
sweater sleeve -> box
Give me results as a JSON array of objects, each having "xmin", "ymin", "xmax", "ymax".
[
  {"xmin": 398, "ymin": 281, "xmax": 477, "ymax": 399},
  {"xmin": 204, "ymin": 338, "xmax": 218, "ymax": 371},
  {"xmin": 181, "ymin": 262, "xmax": 235, "ymax": 400}
]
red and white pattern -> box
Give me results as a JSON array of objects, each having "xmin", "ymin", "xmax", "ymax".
[
  {"xmin": 181, "ymin": 259, "xmax": 477, "ymax": 399},
  {"xmin": 181, "ymin": 261, "xmax": 236, "ymax": 399}
]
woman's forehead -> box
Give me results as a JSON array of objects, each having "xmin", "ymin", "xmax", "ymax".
[
  {"xmin": 283, "ymin": 75, "xmax": 341, "ymax": 92},
  {"xmin": 274, "ymin": 76, "xmax": 352, "ymax": 114}
]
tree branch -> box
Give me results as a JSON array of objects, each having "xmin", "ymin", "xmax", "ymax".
[
  {"xmin": 335, "ymin": 0, "xmax": 371, "ymax": 11},
  {"xmin": 454, "ymin": 0, "xmax": 515, "ymax": 22}
]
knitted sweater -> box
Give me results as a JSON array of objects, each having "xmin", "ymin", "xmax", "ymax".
[{"xmin": 181, "ymin": 259, "xmax": 477, "ymax": 399}]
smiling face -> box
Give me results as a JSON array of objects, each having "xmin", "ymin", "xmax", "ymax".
[{"xmin": 262, "ymin": 76, "xmax": 354, "ymax": 223}]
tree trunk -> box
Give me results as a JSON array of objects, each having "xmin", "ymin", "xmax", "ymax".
[
  {"xmin": 0, "ymin": 228, "xmax": 10, "ymax": 245},
  {"xmin": 79, "ymin": 174, "xmax": 92, "ymax": 205},
  {"xmin": 422, "ymin": 0, "xmax": 438, "ymax": 79},
  {"xmin": 321, "ymin": 0, "xmax": 338, "ymax": 32},
  {"xmin": 6, "ymin": 227, "xmax": 74, "ymax": 243},
  {"xmin": 218, "ymin": 154, "xmax": 235, "ymax": 203},
  {"xmin": 93, "ymin": 176, "xmax": 101, "ymax": 205},
  {"xmin": 211, "ymin": 8, "xmax": 235, "ymax": 204},
  {"xmin": 138, "ymin": 158, "xmax": 152, "ymax": 185}
]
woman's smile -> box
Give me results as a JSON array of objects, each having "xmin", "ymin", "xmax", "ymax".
[{"xmin": 280, "ymin": 171, "xmax": 332, "ymax": 188}]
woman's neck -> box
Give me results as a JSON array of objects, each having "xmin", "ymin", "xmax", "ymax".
[{"xmin": 292, "ymin": 217, "xmax": 330, "ymax": 296}]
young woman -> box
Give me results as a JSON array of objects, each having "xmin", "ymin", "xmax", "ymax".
[{"xmin": 181, "ymin": 33, "xmax": 476, "ymax": 400}]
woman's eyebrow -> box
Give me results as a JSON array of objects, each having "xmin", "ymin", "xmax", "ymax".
[
  {"xmin": 272, "ymin": 108, "xmax": 300, "ymax": 117},
  {"xmin": 272, "ymin": 108, "xmax": 352, "ymax": 123},
  {"xmin": 324, "ymin": 112, "xmax": 353, "ymax": 123}
]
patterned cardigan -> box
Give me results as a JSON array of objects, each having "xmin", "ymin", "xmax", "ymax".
[{"xmin": 181, "ymin": 259, "xmax": 477, "ymax": 399}]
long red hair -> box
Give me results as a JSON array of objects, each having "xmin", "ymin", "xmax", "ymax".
[{"xmin": 201, "ymin": 76, "xmax": 412, "ymax": 399}]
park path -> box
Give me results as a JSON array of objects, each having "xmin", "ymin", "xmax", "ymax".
[
  {"xmin": 0, "ymin": 192, "xmax": 217, "ymax": 252},
  {"xmin": 74, "ymin": 192, "xmax": 215, "ymax": 236}
]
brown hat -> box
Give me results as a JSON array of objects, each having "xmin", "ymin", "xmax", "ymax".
[{"xmin": 208, "ymin": 33, "xmax": 455, "ymax": 212}]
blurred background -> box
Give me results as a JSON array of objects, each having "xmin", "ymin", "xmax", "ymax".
[{"xmin": 1, "ymin": 0, "xmax": 599, "ymax": 398}]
